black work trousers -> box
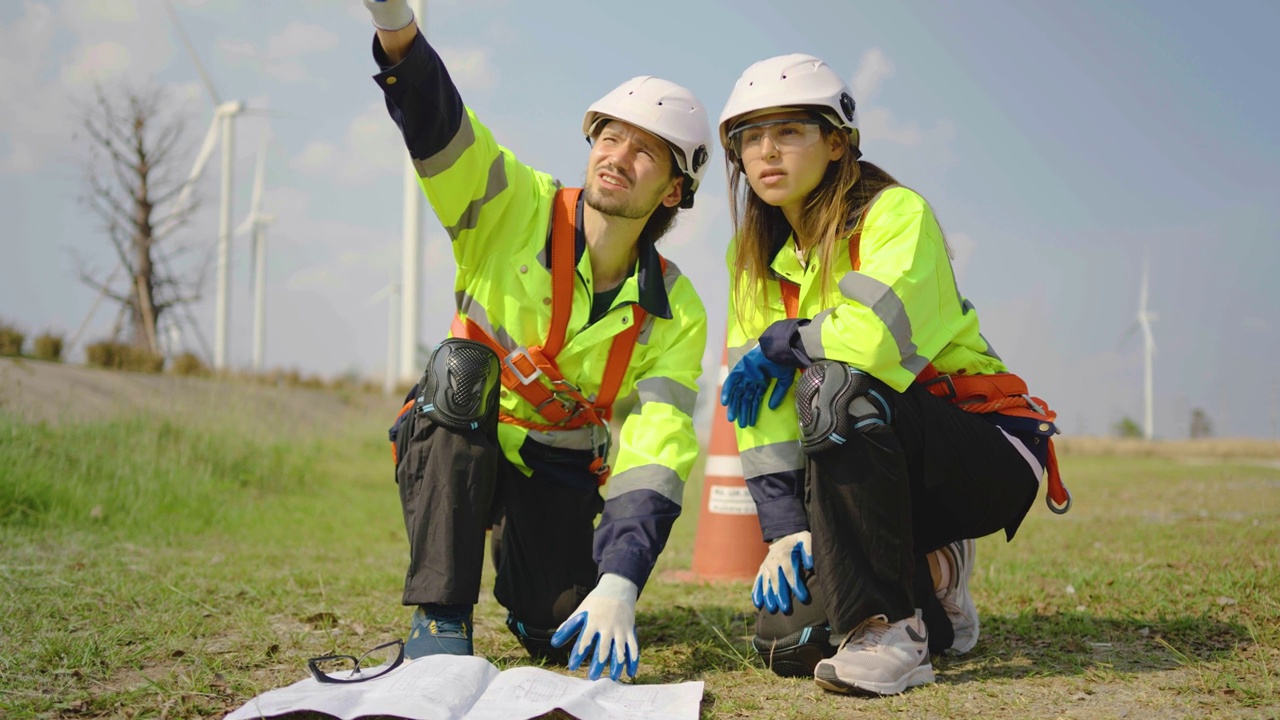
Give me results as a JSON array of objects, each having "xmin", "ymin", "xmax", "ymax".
[
  {"xmin": 394, "ymin": 410, "xmax": 602, "ymax": 631},
  {"xmin": 782, "ymin": 383, "xmax": 1040, "ymax": 637}
]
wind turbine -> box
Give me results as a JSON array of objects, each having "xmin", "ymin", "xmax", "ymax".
[
  {"xmin": 399, "ymin": 0, "xmax": 427, "ymax": 383},
  {"xmin": 236, "ymin": 133, "xmax": 274, "ymax": 371},
  {"xmin": 164, "ymin": 0, "xmax": 254, "ymax": 371},
  {"xmin": 368, "ymin": 268, "xmax": 402, "ymax": 396},
  {"xmin": 1120, "ymin": 253, "xmax": 1158, "ymax": 440}
]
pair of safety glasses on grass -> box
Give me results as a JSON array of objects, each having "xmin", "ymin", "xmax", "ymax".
[
  {"xmin": 728, "ymin": 118, "xmax": 825, "ymax": 160},
  {"xmin": 307, "ymin": 639, "xmax": 405, "ymax": 684}
]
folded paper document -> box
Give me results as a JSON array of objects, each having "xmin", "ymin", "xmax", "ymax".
[{"xmin": 224, "ymin": 654, "xmax": 703, "ymax": 720}]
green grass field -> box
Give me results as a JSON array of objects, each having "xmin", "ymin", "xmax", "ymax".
[{"xmin": 1, "ymin": 380, "xmax": 1278, "ymax": 719}]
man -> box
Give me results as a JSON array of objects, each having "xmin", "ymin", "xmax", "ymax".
[{"xmin": 361, "ymin": 0, "xmax": 711, "ymax": 682}]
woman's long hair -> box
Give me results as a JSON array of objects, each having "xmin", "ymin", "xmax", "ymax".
[{"xmin": 727, "ymin": 124, "xmax": 900, "ymax": 328}]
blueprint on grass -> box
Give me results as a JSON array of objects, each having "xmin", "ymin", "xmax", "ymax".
[{"xmin": 223, "ymin": 654, "xmax": 703, "ymax": 720}]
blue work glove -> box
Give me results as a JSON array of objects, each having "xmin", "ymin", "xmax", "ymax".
[
  {"xmin": 720, "ymin": 346, "xmax": 796, "ymax": 428},
  {"xmin": 753, "ymin": 531, "xmax": 814, "ymax": 614},
  {"xmin": 362, "ymin": 0, "xmax": 415, "ymax": 31},
  {"xmin": 550, "ymin": 573, "xmax": 640, "ymax": 681}
]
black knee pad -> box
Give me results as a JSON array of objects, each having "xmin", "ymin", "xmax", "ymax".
[
  {"xmin": 795, "ymin": 360, "xmax": 893, "ymax": 455},
  {"xmin": 753, "ymin": 571, "xmax": 835, "ymax": 677},
  {"xmin": 419, "ymin": 338, "xmax": 501, "ymax": 432},
  {"xmin": 505, "ymin": 613, "xmax": 570, "ymax": 666}
]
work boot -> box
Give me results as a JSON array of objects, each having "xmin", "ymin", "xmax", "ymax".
[
  {"xmin": 814, "ymin": 610, "xmax": 934, "ymax": 696},
  {"xmin": 505, "ymin": 612, "xmax": 570, "ymax": 666},
  {"xmin": 406, "ymin": 604, "xmax": 473, "ymax": 659},
  {"xmin": 933, "ymin": 538, "xmax": 979, "ymax": 654}
]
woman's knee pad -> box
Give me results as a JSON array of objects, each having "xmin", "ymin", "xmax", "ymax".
[
  {"xmin": 795, "ymin": 360, "xmax": 893, "ymax": 455},
  {"xmin": 419, "ymin": 338, "xmax": 501, "ymax": 432}
]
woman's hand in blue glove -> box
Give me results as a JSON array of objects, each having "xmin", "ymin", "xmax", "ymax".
[{"xmin": 720, "ymin": 346, "xmax": 795, "ymax": 428}]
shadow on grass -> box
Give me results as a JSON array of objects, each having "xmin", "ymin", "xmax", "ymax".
[
  {"xmin": 636, "ymin": 605, "xmax": 1251, "ymax": 683},
  {"xmin": 938, "ymin": 611, "xmax": 1251, "ymax": 682},
  {"xmin": 635, "ymin": 604, "xmax": 762, "ymax": 679}
]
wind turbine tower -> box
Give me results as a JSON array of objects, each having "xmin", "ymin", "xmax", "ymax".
[
  {"xmin": 1135, "ymin": 254, "xmax": 1158, "ymax": 440},
  {"xmin": 164, "ymin": 0, "xmax": 248, "ymax": 371},
  {"xmin": 237, "ymin": 134, "xmax": 274, "ymax": 371},
  {"xmin": 399, "ymin": 0, "xmax": 427, "ymax": 382}
]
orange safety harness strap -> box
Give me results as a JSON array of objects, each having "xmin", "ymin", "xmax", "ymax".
[
  {"xmin": 916, "ymin": 364, "xmax": 1071, "ymax": 514},
  {"xmin": 447, "ymin": 187, "xmax": 659, "ymax": 482},
  {"xmin": 775, "ymin": 214, "xmax": 1071, "ymax": 513},
  {"xmin": 777, "ymin": 213, "xmax": 864, "ymax": 317}
]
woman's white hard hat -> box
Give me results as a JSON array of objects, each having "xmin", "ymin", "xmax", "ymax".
[{"xmin": 719, "ymin": 54, "xmax": 859, "ymax": 152}]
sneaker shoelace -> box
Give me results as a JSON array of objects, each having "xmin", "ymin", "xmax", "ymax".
[
  {"xmin": 425, "ymin": 611, "xmax": 469, "ymax": 638},
  {"xmin": 837, "ymin": 615, "xmax": 892, "ymax": 653}
]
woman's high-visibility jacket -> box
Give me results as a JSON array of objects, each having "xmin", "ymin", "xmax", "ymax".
[
  {"xmin": 375, "ymin": 33, "xmax": 707, "ymax": 591},
  {"xmin": 726, "ymin": 186, "xmax": 1010, "ymax": 543}
]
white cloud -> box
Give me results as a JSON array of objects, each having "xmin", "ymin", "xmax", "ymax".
[
  {"xmin": 3, "ymin": 142, "xmax": 37, "ymax": 173},
  {"xmin": 286, "ymin": 266, "xmax": 343, "ymax": 292},
  {"xmin": 0, "ymin": 0, "xmax": 194, "ymax": 173},
  {"xmin": 268, "ymin": 22, "xmax": 339, "ymax": 58},
  {"xmin": 849, "ymin": 49, "xmax": 956, "ymax": 163},
  {"xmin": 216, "ymin": 38, "xmax": 257, "ymax": 62},
  {"xmin": 80, "ymin": 0, "xmax": 138, "ymax": 22},
  {"xmin": 947, "ymin": 232, "xmax": 976, "ymax": 284},
  {"xmin": 290, "ymin": 101, "xmax": 403, "ymax": 185},
  {"xmin": 216, "ymin": 21, "xmax": 340, "ymax": 85},
  {"xmin": 60, "ymin": 41, "xmax": 133, "ymax": 88},
  {"xmin": 851, "ymin": 48, "xmax": 893, "ymax": 102},
  {"xmin": 0, "ymin": 2, "xmax": 59, "ymax": 172},
  {"xmin": 859, "ymin": 106, "xmax": 922, "ymax": 146},
  {"xmin": 294, "ymin": 141, "xmax": 337, "ymax": 173},
  {"xmin": 437, "ymin": 45, "xmax": 498, "ymax": 95}
]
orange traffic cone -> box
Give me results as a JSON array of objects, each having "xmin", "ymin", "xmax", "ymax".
[{"xmin": 689, "ymin": 347, "xmax": 768, "ymax": 580}]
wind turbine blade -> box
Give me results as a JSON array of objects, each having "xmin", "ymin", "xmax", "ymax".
[
  {"xmin": 173, "ymin": 114, "xmax": 221, "ymax": 215},
  {"xmin": 248, "ymin": 234, "xmax": 258, "ymax": 290},
  {"xmin": 367, "ymin": 284, "xmax": 394, "ymax": 306},
  {"xmin": 162, "ymin": 0, "xmax": 221, "ymax": 106},
  {"xmin": 1117, "ymin": 320, "xmax": 1140, "ymax": 349},
  {"xmin": 250, "ymin": 132, "xmax": 267, "ymax": 216},
  {"xmin": 1139, "ymin": 252, "xmax": 1150, "ymax": 314}
]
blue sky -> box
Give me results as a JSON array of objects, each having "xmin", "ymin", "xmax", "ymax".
[{"xmin": 2, "ymin": 0, "xmax": 1278, "ymax": 440}]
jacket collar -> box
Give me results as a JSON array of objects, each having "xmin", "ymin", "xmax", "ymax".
[{"xmin": 568, "ymin": 192, "xmax": 672, "ymax": 320}]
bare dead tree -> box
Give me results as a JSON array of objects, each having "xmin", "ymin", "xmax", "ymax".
[{"xmin": 77, "ymin": 83, "xmax": 207, "ymax": 358}]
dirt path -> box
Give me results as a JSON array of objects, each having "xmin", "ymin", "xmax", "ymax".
[{"xmin": 0, "ymin": 357, "xmax": 392, "ymax": 436}]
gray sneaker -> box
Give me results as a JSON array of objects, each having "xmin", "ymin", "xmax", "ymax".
[
  {"xmin": 934, "ymin": 538, "xmax": 979, "ymax": 655},
  {"xmin": 814, "ymin": 610, "xmax": 935, "ymax": 696}
]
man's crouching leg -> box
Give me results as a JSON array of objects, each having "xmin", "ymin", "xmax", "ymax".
[
  {"xmin": 394, "ymin": 338, "xmax": 502, "ymax": 660},
  {"xmin": 753, "ymin": 570, "xmax": 836, "ymax": 677},
  {"xmin": 504, "ymin": 584, "xmax": 595, "ymax": 666}
]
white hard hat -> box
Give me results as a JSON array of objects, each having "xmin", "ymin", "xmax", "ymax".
[
  {"xmin": 718, "ymin": 54, "xmax": 859, "ymax": 152},
  {"xmin": 583, "ymin": 76, "xmax": 712, "ymax": 208}
]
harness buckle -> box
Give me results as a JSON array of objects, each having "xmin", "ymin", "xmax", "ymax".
[
  {"xmin": 590, "ymin": 423, "xmax": 613, "ymax": 482},
  {"xmin": 921, "ymin": 373, "xmax": 957, "ymax": 401},
  {"xmin": 534, "ymin": 393, "xmax": 578, "ymax": 419},
  {"xmin": 503, "ymin": 348, "xmax": 542, "ymax": 385}
]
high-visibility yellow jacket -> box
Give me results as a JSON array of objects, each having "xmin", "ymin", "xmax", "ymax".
[
  {"xmin": 375, "ymin": 34, "xmax": 707, "ymax": 590},
  {"xmin": 726, "ymin": 186, "xmax": 1006, "ymax": 541}
]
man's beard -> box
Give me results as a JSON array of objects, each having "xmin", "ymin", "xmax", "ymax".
[{"xmin": 583, "ymin": 169, "xmax": 664, "ymax": 220}]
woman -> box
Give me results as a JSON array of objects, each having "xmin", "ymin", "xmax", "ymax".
[{"xmin": 717, "ymin": 54, "xmax": 1066, "ymax": 696}]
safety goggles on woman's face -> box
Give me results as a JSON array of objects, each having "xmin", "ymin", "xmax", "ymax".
[{"xmin": 728, "ymin": 118, "xmax": 825, "ymax": 161}]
